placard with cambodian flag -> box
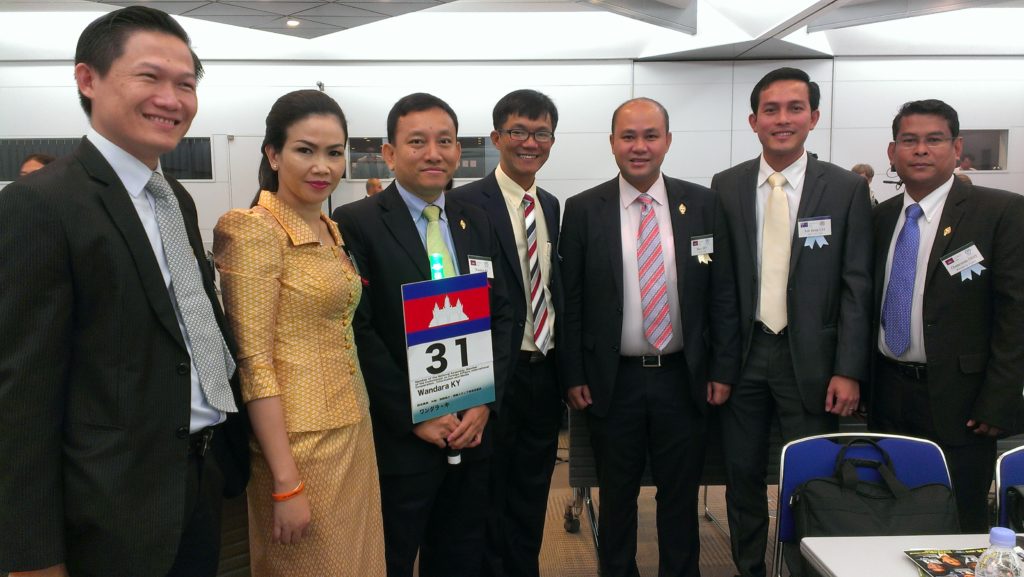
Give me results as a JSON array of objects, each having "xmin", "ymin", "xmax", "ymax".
[{"xmin": 402, "ymin": 272, "xmax": 495, "ymax": 424}]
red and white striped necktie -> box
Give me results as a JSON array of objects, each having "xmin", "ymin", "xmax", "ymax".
[
  {"xmin": 636, "ymin": 194, "xmax": 672, "ymax": 351},
  {"xmin": 524, "ymin": 193, "xmax": 551, "ymax": 354}
]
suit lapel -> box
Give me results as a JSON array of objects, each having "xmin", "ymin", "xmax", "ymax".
[
  {"xmin": 925, "ymin": 179, "xmax": 969, "ymax": 288},
  {"xmin": 666, "ymin": 178, "xmax": 690, "ymax": 295},
  {"xmin": 874, "ymin": 200, "xmax": 902, "ymax": 311},
  {"xmin": 789, "ymin": 156, "xmax": 826, "ymax": 278},
  {"xmin": 739, "ymin": 161, "xmax": 759, "ymax": 267},
  {"xmin": 599, "ymin": 180, "xmax": 624, "ymax": 304},
  {"xmin": 79, "ymin": 140, "xmax": 186, "ymax": 349},
  {"xmin": 380, "ymin": 186, "xmax": 430, "ymax": 280},
  {"xmin": 479, "ymin": 173, "xmax": 525, "ymax": 294},
  {"xmin": 446, "ymin": 197, "xmax": 471, "ymax": 273}
]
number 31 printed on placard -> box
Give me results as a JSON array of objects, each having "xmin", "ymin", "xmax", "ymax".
[{"xmin": 424, "ymin": 337, "xmax": 469, "ymax": 375}]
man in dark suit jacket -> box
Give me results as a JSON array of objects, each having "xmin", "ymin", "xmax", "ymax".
[
  {"xmin": 0, "ymin": 7, "xmax": 248, "ymax": 577},
  {"xmin": 870, "ymin": 99, "xmax": 1024, "ymax": 532},
  {"xmin": 561, "ymin": 97, "xmax": 740, "ymax": 577},
  {"xmin": 334, "ymin": 93, "xmax": 512, "ymax": 577},
  {"xmin": 711, "ymin": 67, "xmax": 872, "ymax": 577},
  {"xmin": 448, "ymin": 89, "xmax": 564, "ymax": 577}
]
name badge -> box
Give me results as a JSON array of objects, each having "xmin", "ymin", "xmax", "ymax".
[
  {"xmin": 798, "ymin": 217, "xmax": 831, "ymax": 249},
  {"xmin": 691, "ymin": 234, "xmax": 713, "ymax": 264},
  {"xmin": 467, "ymin": 255, "xmax": 494, "ymax": 279},
  {"xmin": 941, "ymin": 243, "xmax": 986, "ymax": 281}
]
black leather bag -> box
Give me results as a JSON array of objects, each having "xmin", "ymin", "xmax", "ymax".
[
  {"xmin": 791, "ymin": 438, "xmax": 960, "ymax": 539},
  {"xmin": 1006, "ymin": 485, "xmax": 1024, "ymax": 531}
]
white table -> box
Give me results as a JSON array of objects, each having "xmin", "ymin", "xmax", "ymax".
[{"xmin": 800, "ymin": 534, "xmax": 990, "ymax": 577}]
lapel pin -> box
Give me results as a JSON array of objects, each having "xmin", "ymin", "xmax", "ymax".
[
  {"xmin": 943, "ymin": 226, "xmax": 952, "ymax": 237},
  {"xmin": 460, "ymin": 219, "xmax": 467, "ymax": 230},
  {"xmin": 678, "ymin": 203, "xmax": 686, "ymax": 215}
]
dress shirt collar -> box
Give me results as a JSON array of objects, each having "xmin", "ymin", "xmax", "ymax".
[
  {"xmin": 756, "ymin": 151, "xmax": 807, "ymax": 192},
  {"xmin": 87, "ymin": 127, "xmax": 163, "ymax": 200},
  {"xmin": 257, "ymin": 190, "xmax": 337, "ymax": 247},
  {"xmin": 618, "ymin": 173, "xmax": 668, "ymax": 209},
  {"xmin": 495, "ymin": 165, "xmax": 537, "ymax": 206},
  {"xmin": 900, "ymin": 175, "xmax": 954, "ymax": 224},
  {"xmin": 397, "ymin": 181, "xmax": 448, "ymax": 223}
]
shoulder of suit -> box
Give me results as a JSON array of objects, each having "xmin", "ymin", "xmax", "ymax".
[
  {"xmin": 568, "ymin": 177, "xmax": 618, "ymax": 205},
  {"xmin": 664, "ymin": 175, "xmax": 712, "ymax": 196}
]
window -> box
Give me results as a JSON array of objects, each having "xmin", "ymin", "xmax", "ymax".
[
  {"xmin": 959, "ymin": 129, "xmax": 1008, "ymax": 171},
  {"xmin": 0, "ymin": 137, "xmax": 213, "ymax": 181}
]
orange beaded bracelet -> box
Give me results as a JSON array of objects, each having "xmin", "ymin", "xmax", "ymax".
[{"xmin": 271, "ymin": 480, "xmax": 305, "ymax": 502}]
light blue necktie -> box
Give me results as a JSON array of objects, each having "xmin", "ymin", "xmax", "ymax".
[{"xmin": 882, "ymin": 203, "xmax": 924, "ymax": 357}]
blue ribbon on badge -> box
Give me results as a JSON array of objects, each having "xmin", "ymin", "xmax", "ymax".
[
  {"xmin": 804, "ymin": 236, "xmax": 829, "ymax": 249},
  {"xmin": 960, "ymin": 263, "xmax": 985, "ymax": 281}
]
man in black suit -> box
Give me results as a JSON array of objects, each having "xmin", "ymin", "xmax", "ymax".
[
  {"xmin": 449, "ymin": 89, "xmax": 564, "ymax": 577},
  {"xmin": 711, "ymin": 67, "xmax": 872, "ymax": 577},
  {"xmin": 334, "ymin": 92, "xmax": 513, "ymax": 577},
  {"xmin": 561, "ymin": 97, "xmax": 740, "ymax": 577},
  {"xmin": 0, "ymin": 7, "xmax": 248, "ymax": 577},
  {"xmin": 870, "ymin": 99, "xmax": 1024, "ymax": 532}
]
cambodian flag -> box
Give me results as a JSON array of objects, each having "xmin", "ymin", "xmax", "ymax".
[{"xmin": 402, "ymin": 272, "xmax": 491, "ymax": 347}]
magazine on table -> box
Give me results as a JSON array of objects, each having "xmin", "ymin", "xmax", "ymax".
[{"xmin": 904, "ymin": 546, "xmax": 1024, "ymax": 576}]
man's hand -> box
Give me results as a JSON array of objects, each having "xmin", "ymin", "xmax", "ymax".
[
  {"xmin": 967, "ymin": 419, "xmax": 1004, "ymax": 437},
  {"xmin": 412, "ymin": 414, "xmax": 460, "ymax": 448},
  {"xmin": 567, "ymin": 385, "xmax": 592, "ymax": 410},
  {"xmin": 706, "ymin": 381, "xmax": 732, "ymax": 406},
  {"xmin": 11, "ymin": 565, "xmax": 69, "ymax": 577},
  {"xmin": 447, "ymin": 406, "xmax": 490, "ymax": 450},
  {"xmin": 824, "ymin": 375, "xmax": 860, "ymax": 416}
]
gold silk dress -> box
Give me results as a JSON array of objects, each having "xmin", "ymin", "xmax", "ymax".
[{"xmin": 214, "ymin": 191, "xmax": 385, "ymax": 577}]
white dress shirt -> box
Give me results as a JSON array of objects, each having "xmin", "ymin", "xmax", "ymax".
[
  {"xmin": 87, "ymin": 128, "xmax": 224, "ymax": 432},
  {"xmin": 495, "ymin": 166, "xmax": 554, "ymax": 352},
  {"xmin": 618, "ymin": 174, "xmax": 683, "ymax": 356},
  {"xmin": 878, "ymin": 176, "xmax": 954, "ymax": 362},
  {"xmin": 755, "ymin": 152, "xmax": 808, "ymax": 323}
]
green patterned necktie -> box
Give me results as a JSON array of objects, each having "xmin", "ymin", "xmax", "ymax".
[{"xmin": 423, "ymin": 204, "xmax": 454, "ymax": 279}]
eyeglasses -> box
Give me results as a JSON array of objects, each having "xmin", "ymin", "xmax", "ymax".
[
  {"xmin": 499, "ymin": 129, "xmax": 554, "ymax": 143},
  {"xmin": 895, "ymin": 136, "xmax": 954, "ymax": 149}
]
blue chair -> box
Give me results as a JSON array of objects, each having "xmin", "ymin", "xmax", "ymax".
[
  {"xmin": 772, "ymin": 433, "xmax": 953, "ymax": 577},
  {"xmin": 995, "ymin": 444, "xmax": 1024, "ymax": 527}
]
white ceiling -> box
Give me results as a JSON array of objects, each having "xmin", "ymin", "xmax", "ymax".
[{"xmin": 0, "ymin": 0, "xmax": 1021, "ymax": 60}]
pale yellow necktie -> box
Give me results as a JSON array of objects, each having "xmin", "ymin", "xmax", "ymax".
[
  {"xmin": 423, "ymin": 205, "xmax": 454, "ymax": 279},
  {"xmin": 760, "ymin": 172, "xmax": 790, "ymax": 333}
]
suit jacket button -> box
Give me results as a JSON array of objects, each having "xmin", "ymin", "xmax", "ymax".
[
  {"xmin": 177, "ymin": 362, "xmax": 189, "ymax": 375},
  {"xmin": 612, "ymin": 345, "xmax": 619, "ymax": 352},
  {"xmin": 518, "ymin": 321, "xmax": 525, "ymax": 328},
  {"xmin": 176, "ymin": 426, "xmax": 188, "ymax": 439}
]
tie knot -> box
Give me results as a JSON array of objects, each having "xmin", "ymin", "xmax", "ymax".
[
  {"xmin": 768, "ymin": 172, "xmax": 787, "ymax": 189},
  {"xmin": 906, "ymin": 203, "xmax": 923, "ymax": 220},
  {"xmin": 146, "ymin": 172, "xmax": 173, "ymax": 200},
  {"xmin": 637, "ymin": 193, "xmax": 654, "ymax": 207},
  {"xmin": 522, "ymin": 193, "xmax": 534, "ymax": 207},
  {"xmin": 423, "ymin": 204, "xmax": 441, "ymax": 223}
]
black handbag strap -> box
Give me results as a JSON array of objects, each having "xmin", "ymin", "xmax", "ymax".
[{"xmin": 834, "ymin": 438, "xmax": 911, "ymax": 497}]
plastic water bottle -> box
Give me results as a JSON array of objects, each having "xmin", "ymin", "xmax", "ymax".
[{"xmin": 976, "ymin": 527, "xmax": 1023, "ymax": 577}]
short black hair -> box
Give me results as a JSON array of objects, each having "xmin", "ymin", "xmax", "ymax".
[
  {"xmin": 386, "ymin": 93, "xmax": 458, "ymax": 143},
  {"xmin": 21, "ymin": 153, "xmax": 56, "ymax": 167},
  {"xmin": 492, "ymin": 89, "xmax": 559, "ymax": 132},
  {"xmin": 611, "ymin": 97, "xmax": 670, "ymax": 134},
  {"xmin": 891, "ymin": 99, "xmax": 959, "ymax": 140},
  {"xmin": 750, "ymin": 67, "xmax": 820, "ymax": 113},
  {"xmin": 75, "ymin": 6, "xmax": 202, "ymax": 116},
  {"xmin": 257, "ymin": 89, "xmax": 349, "ymax": 198}
]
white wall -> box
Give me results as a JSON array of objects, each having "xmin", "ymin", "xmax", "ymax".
[{"xmin": 2, "ymin": 56, "xmax": 1022, "ymax": 246}]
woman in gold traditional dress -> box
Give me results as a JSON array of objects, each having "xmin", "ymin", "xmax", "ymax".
[{"xmin": 213, "ymin": 90, "xmax": 385, "ymax": 576}]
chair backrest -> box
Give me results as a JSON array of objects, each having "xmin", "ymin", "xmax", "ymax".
[
  {"xmin": 775, "ymin": 433, "xmax": 952, "ymax": 545},
  {"xmin": 995, "ymin": 444, "xmax": 1024, "ymax": 527}
]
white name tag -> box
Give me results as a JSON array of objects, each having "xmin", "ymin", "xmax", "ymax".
[
  {"xmin": 467, "ymin": 255, "xmax": 494, "ymax": 279},
  {"xmin": 942, "ymin": 243, "xmax": 985, "ymax": 276},
  {"xmin": 690, "ymin": 234, "xmax": 714, "ymax": 256},
  {"xmin": 798, "ymin": 217, "xmax": 832, "ymax": 238}
]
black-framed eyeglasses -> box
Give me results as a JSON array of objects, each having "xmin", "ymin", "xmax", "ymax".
[
  {"xmin": 498, "ymin": 129, "xmax": 554, "ymax": 143},
  {"xmin": 894, "ymin": 136, "xmax": 954, "ymax": 149}
]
